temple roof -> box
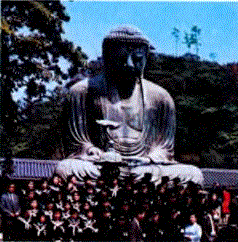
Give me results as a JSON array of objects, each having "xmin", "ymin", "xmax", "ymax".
[{"xmin": 0, "ymin": 158, "xmax": 238, "ymax": 188}]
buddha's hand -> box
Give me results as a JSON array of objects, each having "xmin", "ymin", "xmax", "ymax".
[
  {"xmin": 84, "ymin": 146, "xmax": 103, "ymax": 162},
  {"xmin": 100, "ymin": 150, "xmax": 123, "ymax": 163}
]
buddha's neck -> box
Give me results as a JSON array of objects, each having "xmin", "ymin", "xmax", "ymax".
[{"xmin": 110, "ymin": 76, "xmax": 139, "ymax": 100}]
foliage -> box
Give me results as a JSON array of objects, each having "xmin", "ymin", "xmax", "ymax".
[
  {"xmin": 183, "ymin": 25, "xmax": 202, "ymax": 56},
  {"xmin": 0, "ymin": 1, "xmax": 87, "ymax": 161},
  {"xmin": 10, "ymin": 88, "xmax": 66, "ymax": 159},
  {"xmin": 171, "ymin": 27, "xmax": 180, "ymax": 57},
  {"xmin": 145, "ymin": 53, "xmax": 238, "ymax": 168}
]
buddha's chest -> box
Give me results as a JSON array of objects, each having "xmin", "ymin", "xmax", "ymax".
[{"xmin": 96, "ymin": 87, "xmax": 145, "ymax": 144}]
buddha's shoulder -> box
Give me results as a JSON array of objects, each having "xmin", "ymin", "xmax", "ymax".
[
  {"xmin": 142, "ymin": 79, "xmax": 174, "ymax": 102},
  {"xmin": 69, "ymin": 74, "xmax": 105, "ymax": 94}
]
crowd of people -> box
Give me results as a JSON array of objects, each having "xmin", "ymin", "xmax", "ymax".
[{"xmin": 0, "ymin": 171, "xmax": 238, "ymax": 241}]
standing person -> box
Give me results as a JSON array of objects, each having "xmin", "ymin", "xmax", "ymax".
[
  {"xmin": 36, "ymin": 179, "xmax": 51, "ymax": 209},
  {"xmin": 28, "ymin": 199, "xmax": 40, "ymax": 222},
  {"xmin": 62, "ymin": 201, "xmax": 72, "ymax": 221},
  {"xmin": 112, "ymin": 215, "xmax": 130, "ymax": 241},
  {"xmin": 0, "ymin": 182, "xmax": 21, "ymax": 241},
  {"xmin": 146, "ymin": 211, "xmax": 165, "ymax": 242},
  {"xmin": 183, "ymin": 214, "xmax": 202, "ymax": 242},
  {"xmin": 21, "ymin": 180, "xmax": 36, "ymax": 196},
  {"xmin": 17, "ymin": 210, "xmax": 34, "ymax": 241},
  {"xmin": 82, "ymin": 210, "xmax": 99, "ymax": 241},
  {"xmin": 97, "ymin": 210, "xmax": 114, "ymax": 241},
  {"xmin": 221, "ymin": 186, "xmax": 231, "ymax": 225},
  {"xmin": 163, "ymin": 208, "xmax": 183, "ymax": 241},
  {"xmin": 129, "ymin": 208, "xmax": 147, "ymax": 242},
  {"xmin": 65, "ymin": 209, "xmax": 83, "ymax": 241},
  {"xmin": 49, "ymin": 175, "xmax": 62, "ymax": 202},
  {"xmin": 32, "ymin": 213, "xmax": 50, "ymax": 241},
  {"xmin": 44, "ymin": 202, "xmax": 54, "ymax": 221},
  {"xmin": 201, "ymin": 208, "xmax": 217, "ymax": 242},
  {"xmin": 49, "ymin": 210, "xmax": 66, "ymax": 241},
  {"xmin": 71, "ymin": 191, "xmax": 82, "ymax": 212}
]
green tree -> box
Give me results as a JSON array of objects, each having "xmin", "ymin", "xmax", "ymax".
[
  {"xmin": 0, "ymin": 1, "xmax": 87, "ymax": 164},
  {"xmin": 145, "ymin": 53, "xmax": 238, "ymax": 168},
  {"xmin": 171, "ymin": 27, "xmax": 180, "ymax": 57},
  {"xmin": 209, "ymin": 52, "xmax": 217, "ymax": 62},
  {"xmin": 183, "ymin": 25, "xmax": 201, "ymax": 56},
  {"xmin": 191, "ymin": 25, "xmax": 201, "ymax": 56}
]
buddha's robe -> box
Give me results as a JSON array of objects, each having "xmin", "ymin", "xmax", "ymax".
[{"xmin": 56, "ymin": 74, "xmax": 203, "ymax": 185}]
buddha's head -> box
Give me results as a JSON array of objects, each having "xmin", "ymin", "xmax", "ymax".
[{"xmin": 103, "ymin": 25, "xmax": 153, "ymax": 79}]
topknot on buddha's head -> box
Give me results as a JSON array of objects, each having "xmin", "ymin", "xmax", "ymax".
[
  {"xmin": 102, "ymin": 25, "xmax": 154, "ymax": 60},
  {"xmin": 103, "ymin": 26, "xmax": 150, "ymax": 46}
]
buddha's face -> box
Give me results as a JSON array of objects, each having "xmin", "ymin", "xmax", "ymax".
[{"xmin": 104, "ymin": 42, "xmax": 148, "ymax": 78}]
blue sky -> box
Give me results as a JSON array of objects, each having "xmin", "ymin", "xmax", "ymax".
[
  {"xmin": 62, "ymin": 1, "xmax": 238, "ymax": 64},
  {"xmin": 12, "ymin": 1, "xmax": 238, "ymax": 101}
]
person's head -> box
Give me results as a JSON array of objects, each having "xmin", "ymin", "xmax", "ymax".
[
  {"xmin": 64, "ymin": 202, "xmax": 71, "ymax": 211},
  {"xmin": 142, "ymin": 184, "xmax": 148, "ymax": 194},
  {"xmin": 30, "ymin": 199, "xmax": 38, "ymax": 209},
  {"xmin": 211, "ymin": 209, "xmax": 220, "ymax": 221},
  {"xmin": 41, "ymin": 180, "xmax": 48, "ymax": 189},
  {"xmin": 46, "ymin": 202, "xmax": 54, "ymax": 211},
  {"xmin": 8, "ymin": 183, "xmax": 16, "ymax": 193},
  {"xmin": 71, "ymin": 209, "xmax": 79, "ymax": 219},
  {"xmin": 168, "ymin": 193, "xmax": 177, "ymax": 204},
  {"xmin": 83, "ymin": 202, "xmax": 91, "ymax": 211},
  {"xmin": 52, "ymin": 175, "xmax": 60, "ymax": 186},
  {"xmin": 73, "ymin": 191, "xmax": 81, "ymax": 201},
  {"xmin": 161, "ymin": 176, "xmax": 169, "ymax": 185},
  {"xmin": 28, "ymin": 181, "xmax": 35, "ymax": 190},
  {"xmin": 158, "ymin": 185, "xmax": 166, "ymax": 194},
  {"xmin": 53, "ymin": 210, "xmax": 62, "ymax": 221},
  {"xmin": 70, "ymin": 175, "xmax": 78, "ymax": 185},
  {"xmin": 112, "ymin": 178, "xmax": 118, "ymax": 186},
  {"xmin": 102, "ymin": 26, "xmax": 152, "ymax": 79},
  {"xmin": 97, "ymin": 178, "xmax": 105, "ymax": 188},
  {"xmin": 152, "ymin": 213, "xmax": 160, "ymax": 223},
  {"xmin": 39, "ymin": 214, "xmax": 47, "ymax": 223},
  {"xmin": 87, "ymin": 187, "xmax": 94, "ymax": 195},
  {"xmin": 102, "ymin": 201, "xmax": 111, "ymax": 209},
  {"xmin": 189, "ymin": 214, "xmax": 197, "ymax": 224},
  {"xmin": 87, "ymin": 210, "xmax": 94, "ymax": 219},
  {"xmin": 85, "ymin": 178, "xmax": 94, "ymax": 188},
  {"xmin": 136, "ymin": 210, "xmax": 146, "ymax": 222},
  {"xmin": 102, "ymin": 211, "xmax": 112, "ymax": 219},
  {"xmin": 125, "ymin": 183, "xmax": 132, "ymax": 191},
  {"xmin": 211, "ymin": 193, "xmax": 218, "ymax": 201}
]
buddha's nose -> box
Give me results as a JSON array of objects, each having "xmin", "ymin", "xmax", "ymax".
[{"xmin": 127, "ymin": 54, "xmax": 135, "ymax": 68}]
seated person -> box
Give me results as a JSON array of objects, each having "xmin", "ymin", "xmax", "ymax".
[{"xmin": 56, "ymin": 26, "xmax": 203, "ymax": 185}]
